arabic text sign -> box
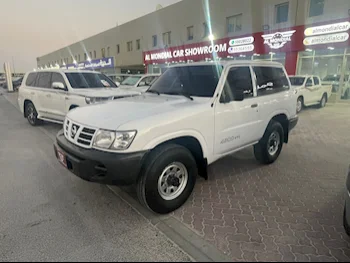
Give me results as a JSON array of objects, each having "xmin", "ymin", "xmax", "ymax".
[
  {"xmin": 304, "ymin": 22, "xmax": 350, "ymax": 36},
  {"xmin": 65, "ymin": 57, "xmax": 114, "ymax": 70}
]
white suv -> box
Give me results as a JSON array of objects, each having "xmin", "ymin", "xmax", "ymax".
[
  {"xmin": 118, "ymin": 74, "xmax": 160, "ymax": 92},
  {"xmin": 54, "ymin": 61, "xmax": 298, "ymax": 214},
  {"xmin": 18, "ymin": 69, "xmax": 140, "ymax": 125}
]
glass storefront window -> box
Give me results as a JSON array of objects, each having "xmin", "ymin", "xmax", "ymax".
[{"xmin": 297, "ymin": 47, "xmax": 350, "ymax": 100}]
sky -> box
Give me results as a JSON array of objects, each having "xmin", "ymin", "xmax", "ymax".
[{"xmin": 0, "ymin": 0, "xmax": 181, "ymax": 73}]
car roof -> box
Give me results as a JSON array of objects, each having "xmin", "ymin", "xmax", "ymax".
[
  {"xmin": 27, "ymin": 69, "xmax": 103, "ymax": 74},
  {"xmin": 168, "ymin": 60, "xmax": 284, "ymax": 68}
]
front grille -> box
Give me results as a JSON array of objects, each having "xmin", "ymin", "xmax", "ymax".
[{"xmin": 64, "ymin": 118, "xmax": 97, "ymax": 148}]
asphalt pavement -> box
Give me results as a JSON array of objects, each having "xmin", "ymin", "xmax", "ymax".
[{"xmin": 0, "ymin": 94, "xmax": 192, "ymax": 262}]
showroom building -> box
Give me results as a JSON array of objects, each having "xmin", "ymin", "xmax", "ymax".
[{"xmin": 37, "ymin": 0, "xmax": 350, "ymax": 100}]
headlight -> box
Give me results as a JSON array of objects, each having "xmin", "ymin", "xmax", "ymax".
[
  {"xmin": 112, "ymin": 131, "xmax": 137, "ymax": 150},
  {"xmin": 93, "ymin": 130, "xmax": 116, "ymax": 149},
  {"xmin": 85, "ymin": 97, "xmax": 113, "ymax": 104},
  {"xmin": 92, "ymin": 130, "xmax": 136, "ymax": 150}
]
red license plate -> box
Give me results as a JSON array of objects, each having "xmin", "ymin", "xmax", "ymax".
[{"xmin": 57, "ymin": 148, "xmax": 67, "ymax": 168}]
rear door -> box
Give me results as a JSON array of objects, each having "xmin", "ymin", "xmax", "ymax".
[
  {"xmin": 214, "ymin": 66, "xmax": 261, "ymax": 155},
  {"xmin": 252, "ymin": 66, "xmax": 294, "ymax": 138},
  {"xmin": 35, "ymin": 72, "xmax": 52, "ymax": 118}
]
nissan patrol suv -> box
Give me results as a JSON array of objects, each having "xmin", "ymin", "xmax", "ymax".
[
  {"xmin": 18, "ymin": 69, "xmax": 140, "ymax": 125},
  {"xmin": 54, "ymin": 61, "xmax": 298, "ymax": 214}
]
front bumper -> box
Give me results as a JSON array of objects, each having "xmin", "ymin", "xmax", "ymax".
[
  {"xmin": 54, "ymin": 130, "xmax": 147, "ymax": 185},
  {"xmin": 288, "ymin": 116, "xmax": 298, "ymax": 131}
]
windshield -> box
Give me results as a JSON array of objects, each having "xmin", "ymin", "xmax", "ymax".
[
  {"xmin": 65, "ymin": 72, "xmax": 117, "ymax": 89},
  {"xmin": 289, "ymin": 77, "xmax": 305, "ymax": 86},
  {"xmin": 121, "ymin": 76, "xmax": 142, "ymax": 86},
  {"xmin": 148, "ymin": 65, "xmax": 222, "ymax": 97},
  {"xmin": 323, "ymin": 75, "xmax": 349, "ymax": 82}
]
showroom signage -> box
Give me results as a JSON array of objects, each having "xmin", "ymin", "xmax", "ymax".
[
  {"xmin": 64, "ymin": 57, "xmax": 114, "ymax": 70},
  {"xmin": 262, "ymin": 30, "xmax": 296, "ymax": 49},
  {"xmin": 304, "ymin": 21, "xmax": 350, "ymax": 36},
  {"xmin": 144, "ymin": 43, "xmax": 227, "ymax": 61},
  {"xmin": 228, "ymin": 36, "xmax": 255, "ymax": 54},
  {"xmin": 304, "ymin": 21, "xmax": 350, "ymax": 46}
]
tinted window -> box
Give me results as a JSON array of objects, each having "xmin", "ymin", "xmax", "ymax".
[
  {"xmin": 221, "ymin": 67, "xmax": 253, "ymax": 102},
  {"xmin": 51, "ymin": 73, "xmax": 66, "ymax": 87},
  {"xmin": 313, "ymin": 77, "xmax": 320, "ymax": 85},
  {"xmin": 148, "ymin": 65, "xmax": 222, "ymax": 97},
  {"xmin": 36, "ymin": 72, "xmax": 51, "ymax": 88},
  {"xmin": 289, "ymin": 77, "xmax": 305, "ymax": 86},
  {"xmin": 253, "ymin": 67, "xmax": 289, "ymax": 96},
  {"xmin": 25, "ymin": 73, "xmax": 38, "ymax": 86},
  {"xmin": 65, "ymin": 73, "xmax": 116, "ymax": 89}
]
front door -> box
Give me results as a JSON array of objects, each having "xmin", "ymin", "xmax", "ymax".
[
  {"xmin": 214, "ymin": 66, "xmax": 260, "ymax": 155},
  {"xmin": 304, "ymin": 77, "xmax": 318, "ymax": 104},
  {"xmin": 48, "ymin": 72, "xmax": 67, "ymax": 121}
]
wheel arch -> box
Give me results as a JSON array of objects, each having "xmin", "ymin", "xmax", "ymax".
[
  {"xmin": 23, "ymin": 99, "xmax": 33, "ymax": 118},
  {"xmin": 143, "ymin": 134, "xmax": 208, "ymax": 180},
  {"xmin": 271, "ymin": 113, "xmax": 289, "ymax": 143}
]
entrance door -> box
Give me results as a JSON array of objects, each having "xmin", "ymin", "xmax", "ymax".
[{"xmin": 214, "ymin": 66, "xmax": 261, "ymax": 155}]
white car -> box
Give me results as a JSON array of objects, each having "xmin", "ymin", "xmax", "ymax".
[
  {"xmin": 18, "ymin": 69, "xmax": 141, "ymax": 125},
  {"xmin": 54, "ymin": 61, "xmax": 298, "ymax": 214},
  {"xmin": 118, "ymin": 74, "xmax": 160, "ymax": 92},
  {"xmin": 322, "ymin": 74, "xmax": 350, "ymax": 99},
  {"xmin": 289, "ymin": 75, "xmax": 332, "ymax": 113}
]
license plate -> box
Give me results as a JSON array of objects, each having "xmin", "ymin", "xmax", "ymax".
[{"xmin": 57, "ymin": 148, "xmax": 67, "ymax": 168}]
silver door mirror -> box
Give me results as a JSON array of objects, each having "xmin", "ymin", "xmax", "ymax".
[
  {"xmin": 52, "ymin": 82, "xmax": 66, "ymax": 90},
  {"xmin": 115, "ymin": 81, "xmax": 120, "ymax": 87},
  {"xmin": 138, "ymin": 81, "xmax": 146, "ymax": 87}
]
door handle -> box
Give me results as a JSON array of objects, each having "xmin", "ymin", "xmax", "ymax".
[
  {"xmin": 65, "ymin": 97, "xmax": 69, "ymax": 100},
  {"xmin": 46, "ymin": 94, "xmax": 51, "ymax": 98},
  {"xmin": 31, "ymin": 92, "xmax": 35, "ymax": 95},
  {"xmin": 251, "ymin": 103, "xmax": 258, "ymax": 108}
]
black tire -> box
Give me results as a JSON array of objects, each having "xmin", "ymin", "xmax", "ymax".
[
  {"xmin": 137, "ymin": 144, "xmax": 197, "ymax": 214},
  {"xmin": 344, "ymin": 207, "xmax": 350, "ymax": 236},
  {"xmin": 25, "ymin": 102, "xmax": 41, "ymax": 126},
  {"xmin": 296, "ymin": 96, "xmax": 304, "ymax": 113},
  {"xmin": 254, "ymin": 120, "xmax": 284, "ymax": 165},
  {"xmin": 319, "ymin": 94, "xmax": 327, "ymax": 108}
]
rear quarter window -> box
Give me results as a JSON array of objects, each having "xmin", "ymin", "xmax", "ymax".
[
  {"xmin": 25, "ymin": 73, "xmax": 38, "ymax": 87},
  {"xmin": 253, "ymin": 66, "xmax": 289, "ymax": 97}
]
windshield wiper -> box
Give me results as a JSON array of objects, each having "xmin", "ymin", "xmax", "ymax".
[
  {"xmin": 146, "ymin": 90, "xmax": 160, "ymax": 95},
  {"xmin": 164, "ymin": 92, "xmax": 194, "ymax": 101}
]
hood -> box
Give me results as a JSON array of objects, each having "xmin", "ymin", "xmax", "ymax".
[
  {"xmin": 119, "ymin": 85, "xmax": 150, "ymax": 93},
  {"xmin": 70, "ymin": 88, "xmax": 140, "ymax": 98},
  {"xmin": 67, "ymin": 94, "xmax": 208, "ymax": 130}
]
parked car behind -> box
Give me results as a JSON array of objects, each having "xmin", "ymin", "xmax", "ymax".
[
  {"xmin": 3, "ymin": 77, "xmax": 23, "ymax": 90},
  {"xmin": 289, "ymin": 75, "xmax": 332, "ymax": 113},
  {"xmin": 107, "ymin": 73, "xmax": 131, "ymax": 86},
  {"xmin": 118, "ymin": 74, "xmax": 160, "ymax": 92},
  {"xmin": 343, "ymin": 166, "xmax": 350, "ymax": 236},
  {"xmin": 322, "ymin": 74, "xmax": 350, "ymax": 99},
  {"xmin": 18, "ymin": 69, "xmax": 141, "ymax": 126},
  {"xmin": 54, "ymin": 61, "xmax": 298, "ymax": 214}
]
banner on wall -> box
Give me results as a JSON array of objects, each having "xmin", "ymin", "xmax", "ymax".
[{"xmin": 63, "ymin": 57, "xmax": 114, "ymax": 70}]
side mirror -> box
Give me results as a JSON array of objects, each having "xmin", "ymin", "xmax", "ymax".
[
  {"xmin": 233, "ymin": 88, "xmax": 244, "ymax": 101},
  {"xmin": 115, "ymin": 81, "xmax": 120, "ymax": 87},
  {"xmin": 52, "ymin": 82, "xmax": 66, "ymax": 90}
]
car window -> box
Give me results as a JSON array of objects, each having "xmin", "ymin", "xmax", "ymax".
[
  {"xmin": 25, "ymin": 73, "xmax": 38, "ymax": 87},
  {"xmin": 122, "ymin": 76, "xmax": 142, "ymax": 86},
  {"xmin": 65, "ymin": 72, "xmax": 117, "ymax": 89},
  {"xmin": 221, "ymin": 67, "xmax": 253, "ymax": 102},
  {"xmin": 148, "ymin": 65, "xmax": 222, "ymax": 97},
  {"xmin": 51, "ymin": 73, "xmax": 66, "ymax": 88},
  {"xmin": 313, "ymin": 77, "xmax": 320, "ymax": 85},
  {"xmin": 306, "ymin": 78, "xmax": 313, "ymax": 86},
  {"xmin": 253, "ymin": 67, "xmax": 289, "ymax": 96},
  {"xmin": 36, "ymin": 72, "xmax": 52, "ymax": 89},
  {"xmin": 289, "ymin": 77, "xmax": 305, "ymax": 86}
]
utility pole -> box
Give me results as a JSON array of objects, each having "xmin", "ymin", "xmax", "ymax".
[{"xmin": 11, "ymin": 56, "xmax": 15, "ymax": 75}]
